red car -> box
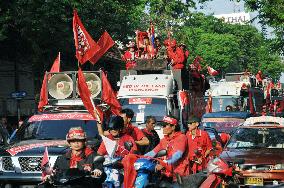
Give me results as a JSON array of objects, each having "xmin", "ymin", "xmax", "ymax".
[{"xmin": 219, "ymin": 116, "xmax": 284, "ymax": 187}]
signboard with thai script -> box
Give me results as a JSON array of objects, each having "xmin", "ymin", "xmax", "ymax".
[
  {"xmin": 118, "ymin": 74, "xmax": 174, "ymax": 97},
  {"xmin": 214, "ymin": 12, "xmax": 250, "ymax": 25}
]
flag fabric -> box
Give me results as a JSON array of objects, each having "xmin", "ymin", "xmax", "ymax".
[
  {"xmin": 41, "ymin": 147, "xmax": 51, "ymax": 180},
  {"xmin": 192, "ymin": 56, "xmax": 202, "ymax": 72},
  {"xmin": 77, "ymin": 68, "xmax": 103, "ymax": 123},
  {"xmin": 38, "ymin": 53, "xmax": 61, "ymax": 112},
  {"xmin": 178, "ymin": 90, "xmax": 189, "ymax": 110},
  {"xmin": 102, "ymin": 72, "xmax": 122, "ymax": 115},
  {"xmin": 73, "ymin": 9, "xmax": 100, "ymax": 64},
  {"xmin": 149, "ymin": 22, "xmax": 155, "ymax": 49},
  {"xmin": 90, "ymin": 31, "xmax": 115, "ymax": 65},
  {"xmin": 207, "ymin": 66, "xmax": 219, "ymax": 76},
  {"xmin": 249, "ymin": 90, "xmax": 256, "ymax": 115}
]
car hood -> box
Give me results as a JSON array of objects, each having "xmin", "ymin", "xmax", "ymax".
[
  {"xmin": 220, "ymin": 148, "xmax": 284, "ymax": 165},
  {"xmin": 0, "ymin": 139, "xmax": 68, "ymax": 156}
]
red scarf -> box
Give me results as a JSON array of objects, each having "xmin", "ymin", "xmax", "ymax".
[{"xmin": 69, "ymin": 147, "xmax": 93, "ymax": 168}]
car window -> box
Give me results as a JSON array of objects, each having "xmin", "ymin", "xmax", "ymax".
[
  {"xmin": 227, "ymin": 127, "xmax": 284, "ymax": 149},
  {"xmin": 13, "ymin": 119, "xmax": 99, "ymax": 142}
]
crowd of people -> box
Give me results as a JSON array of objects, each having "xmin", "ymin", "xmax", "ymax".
[
  {"xmin": 42, "ymin": 108, "xmax": 220, "ymax": 187},
  {"xmin": 121, "ymin": 35, "xmax": 189, "ymax": 70}
]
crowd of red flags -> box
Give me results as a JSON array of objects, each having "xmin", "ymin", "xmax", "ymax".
[{"xmin": 38, "ymin": 52, "xmax": 61, "ymax": 112}]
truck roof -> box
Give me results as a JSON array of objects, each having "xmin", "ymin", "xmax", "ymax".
[{"xmin": 117, "ymin": 74, "xmax": 174, "ymax": 97}]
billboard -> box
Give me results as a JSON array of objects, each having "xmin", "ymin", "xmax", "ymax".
[{"xmin": 214, "ymin": 12, "xmax": 250, "ymax": 25}]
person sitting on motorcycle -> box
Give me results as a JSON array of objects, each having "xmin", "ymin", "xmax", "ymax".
[
  {"xmin": 47, "ymin": 127, "xmax": 105, "ymax": 187},
  {"xmin": 144, "ymin": 115, "xmax": 189, "ymax": 183},
  {"xmin": 97, "ymin": 116, "xmax": 137, "ymax": 157},
  {"xmin": 139, "ymin": 116, "xmax": 160, "ymax": 154},
  {"xmin": 186, "ymin": 116, "xmax": 212, "ymax": 174}
]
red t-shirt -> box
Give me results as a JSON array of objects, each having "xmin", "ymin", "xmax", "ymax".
[
  {"xmin": 97, "ymin": 134, "xmax": 137, "ymax": 157},
  {"xmin": 123, "ymin": 123, "xmax": 145, "ymax": 141},
  {"xmin": 152, "ymin": 132, "xmax": 189, "ymax": 177}
]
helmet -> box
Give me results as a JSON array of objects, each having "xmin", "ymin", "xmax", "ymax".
[
  {"xmin": 108, "ymin": 116, "xmax": 124, "ymax": 130},
  {"xmin": 66, "ymin": 127, "xmax": 87, "ymax": 141}
]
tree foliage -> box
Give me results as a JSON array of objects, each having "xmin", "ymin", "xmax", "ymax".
[{"xmin": 241, "ymin": 0, "xmax": 284, "ymax": 54}]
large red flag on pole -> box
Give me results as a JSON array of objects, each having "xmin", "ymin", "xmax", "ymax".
[
  {"xmin": 77, "ymin": 68, "xmax": 103, "ymax": 123},
  {"xmin": 73, "ymin": 9, "xmax": 100, "ymax": 64},
  {"xmin": 102, "ymin": 72, "xmax": 121, "ymax": 115},
  {"xmin": 90, "ymin": 31, "xmax": 115, "ymax": 65},
  {"xmin": 38, "ymin": 52, "xmax": 61, "ymax": 112}
]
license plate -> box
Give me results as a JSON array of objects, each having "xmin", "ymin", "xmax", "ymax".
[{"xmin": 245, "ymin": 177, "xmax": 264, "ymax": 186}]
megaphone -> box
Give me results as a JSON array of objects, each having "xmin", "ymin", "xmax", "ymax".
[
  {"xmin": 77, "ymin": 73, "xmax": 101, "ymax": 98},
  {"xmin": 48, "ymin": 74, "xmax": 73, "ymax": 99}
]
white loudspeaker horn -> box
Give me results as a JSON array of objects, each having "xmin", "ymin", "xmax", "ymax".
[
  {"xmin": 48, "ymin": 74, "xmax": 73, "ymax": 99},
  {"xmin": 77, "ymin": 73, "xmax": 101, "ymax": 98}
]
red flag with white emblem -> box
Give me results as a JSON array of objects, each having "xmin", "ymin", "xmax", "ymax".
[
  {"xmin": 41, "ymin": 147, "xmax": 51, "ymax": 180},
  {"xmin": 178, "ymin": 90, "xmax": 190, "ymax": 110},
  {"xmin": 73, "ymin": 10, "xmax": 100, "ymax": 64},
  {"xmin": 77, "ymin": 68, "xmax": 103, "ymax": 123}
]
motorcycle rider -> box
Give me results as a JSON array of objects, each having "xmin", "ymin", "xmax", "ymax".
[
  {"xmin": 97, "ymin": 115, "xmax": 137, "ymax": 157},
  {"xmin": 45, "ymin": 127, "xmax": 105, "ymax": 187},
  {"xmin": 120, "ymin": 108, "xmax": 150, "ymax": 148},
  {"xmin": 139, "ymin": 116, "xmax": 160, "ymax": 154},
  {"xmin": 144, "ymin": 115, "xmax": 189, "ymax": 186},
  {"xmin": 186, "ymin": 116, "xmax": 212, "ymax": 174}
]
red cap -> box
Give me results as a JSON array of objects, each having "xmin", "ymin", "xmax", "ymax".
[
  {"xmin": 162, "ymin": 116, "xmax": 178, "ymax": 126},
  {"xmin": 66, "ymin": 127, "xmax": 86, "ymax": 141}
]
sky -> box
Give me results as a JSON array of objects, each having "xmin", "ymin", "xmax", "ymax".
[{"xmin": 195, "ymin": 0, "xmax": 284, "ymax": 82}]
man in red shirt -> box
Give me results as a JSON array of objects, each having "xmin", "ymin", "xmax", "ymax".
[
  {"xmin": 97, "ymin": 116, "xmax": 137, "ymax": 157},
  {"xmin": 165, "ymin": 39, "xmax": 185, "ymax": 69},
  {"xmin": 144, "ymin": 115, "xmax": 189, "ymax": 183},
  {"xmin": 120, "ymin": 108, "xmax": 149, "ymax": 148},
  {"xmin": 186, "ymin": 116, "xmax": 212, "ymax": 174}
]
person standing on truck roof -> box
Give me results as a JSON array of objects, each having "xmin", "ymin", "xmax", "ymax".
[
  {"xmin": 120, "ymin": 108, "xmax": 150, "ymax": 147},
  {"xmin": 138, "ymin": 116, "xmax": 160, "ymax": 154},
  {"xmin": 186, "ymin": 116, "xmax": 212, "ymax": 174},
  {"xmin": 121, "ymin": 41, "xmax": 138, "ymax": 70},
  {"xmin": 144, "ymin": 115, "xmax": 189, "ymax": 184},
  {"xmin": 164, "ymin": 39, "xmax": 185, "ymax": 69}
]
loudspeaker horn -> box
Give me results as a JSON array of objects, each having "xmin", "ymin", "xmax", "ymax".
[
  {"xmin": 77, "ymin": 73, "xmax": 101, "ymax": 98},
  {"xmin": 48, "ymin": 74, "xmax": 73, "ymax": 99}
]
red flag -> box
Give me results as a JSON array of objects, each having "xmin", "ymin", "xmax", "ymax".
[
  {"xmin": 90, "ymin": 31, "xmax": 115, "ymax": 65},
  {"xmin": 178, "ymin": 90, "xmax": 190, "ymax": 110},
  {"xmin": 207, "ymin": 66, "xmax": 219, "ymax": 76},
  {"xmin": 38, "ymin": 53, "xmax": 61, "ymax": 112},
  {"xmin": 77, "ymin": 68, "xmax": 103, "ymax": 123},
  {"xmin": 192, "ymin": 56, "xmax": 202, "ymax": 72},
  {"xmin": 249, "ymin": 90, "xmax": 255, "ymax": 115},
  {"xmin": 41, "ymin": 147, "xmax": 51, "ymax": 180},
  {"xmin": 102, "ymin": 72, "xmax": 121, "ymax": 115},
  {"xmin": 73, "ymin": 10, "xmax": 100, "ymax": 64}
]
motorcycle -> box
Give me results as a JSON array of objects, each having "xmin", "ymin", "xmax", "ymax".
[
  {"xmin": 134, "ymin": 150, "xmax": 167, "ymax": 188},
  {"xmin": 102, "ymin": 142, "xmax": 133, "ymax": 188},
  {"xmin": 39, "ymin": 155, "xmax": 106, "ymax": 188}
]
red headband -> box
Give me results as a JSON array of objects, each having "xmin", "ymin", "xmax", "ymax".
[{"xmin": 162, "ymin": 116, "xmax": 178, "ymax": 126}]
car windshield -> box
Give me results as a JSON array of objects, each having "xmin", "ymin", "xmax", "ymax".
[
  {"xmin": 12, "ymin": 120, "xmax": 99, "ymax": 142},
  {"xmin": 227, "ymin": 127, "xmax": 284, "ymax": 149},
  {"xmin": 202, "ymin": 118, "xmax": 245, "ymax": 133},
  {"xmin": 212, "ymin": 97, "xmax": 240, "ymax": 112},
  {"xmin": 119, "ymin": 98, "xmax": 167, "ymax": 122}
]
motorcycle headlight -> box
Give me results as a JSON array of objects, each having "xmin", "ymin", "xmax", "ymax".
[
  {"xmin": 0, "ymin": 157, "xmax": 3, "ymax": 171},
  {"xmin": 134, "ymin": 162, "xmax": 143, "ymax": 171},
  {"xmin": 274, "ymin": 164, "xmax": 284, "ymax": 170}
]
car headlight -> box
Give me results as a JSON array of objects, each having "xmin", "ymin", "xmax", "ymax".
[
  {"xmin": 274, "ymin": 164, "xmax": 284, "ymax": 170},
  {"xmin": 0, "ymin": 157, "xmax": 3, "ymax": 171},
  {"xmin": 134, "ymin": 162, "xmax": 143, "ymax": 171}
]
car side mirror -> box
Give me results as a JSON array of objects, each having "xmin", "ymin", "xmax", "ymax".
[
  {"xmin": 155, "ymin": 149, "xmax": 167, "ymax": 158},
  {"xmin": 124, "ymin": 142, "xmax": 133, "ymax": 151},
  {"xmin": 93, "ymin": 155, "xmax": 105, "ymax": 164}
]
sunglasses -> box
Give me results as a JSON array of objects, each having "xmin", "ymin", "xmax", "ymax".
[{"xmin": 161, "ymin": 123, "xmax": 174, "ymax": 128}]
